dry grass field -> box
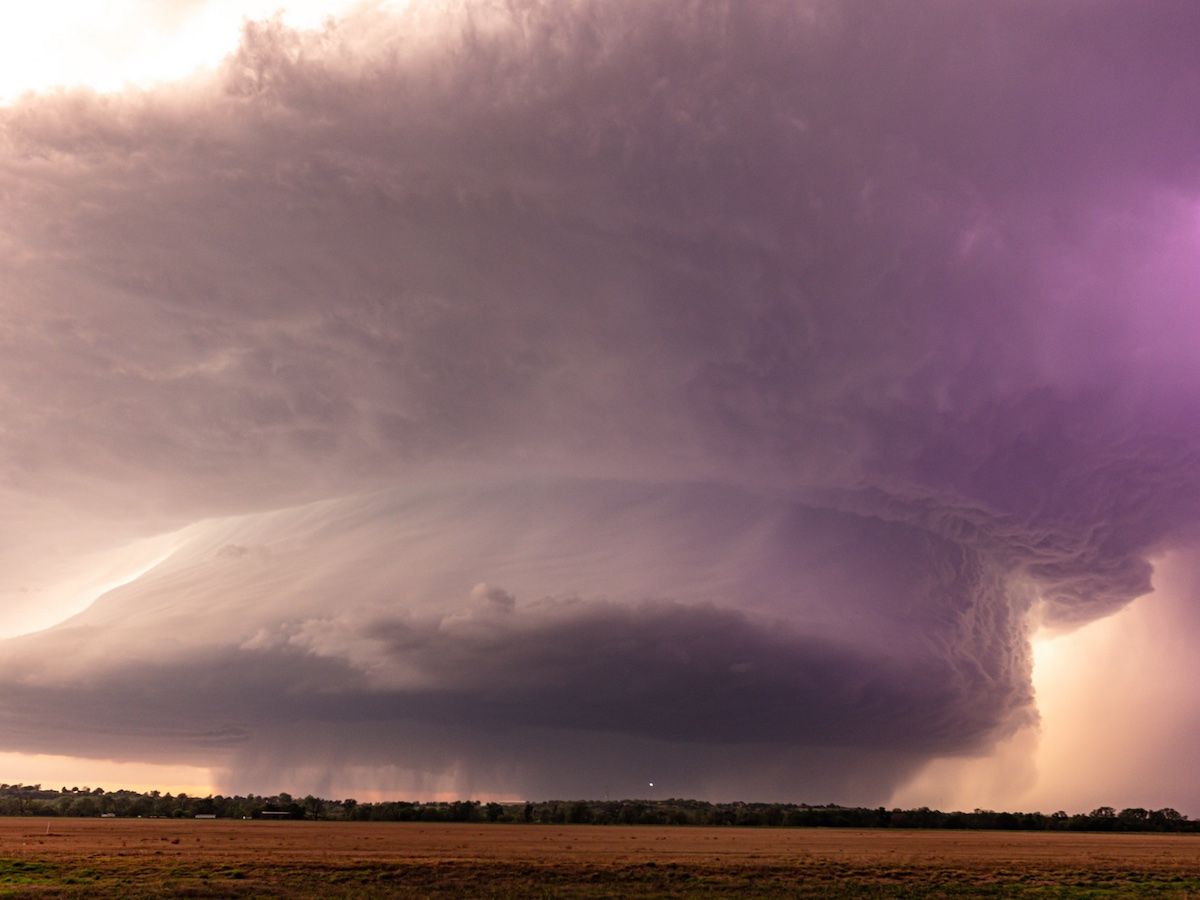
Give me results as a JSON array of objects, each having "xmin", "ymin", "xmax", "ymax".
[{"xmin": 2, "ymin": 818, "xmax": 1200, "ymax": 897}]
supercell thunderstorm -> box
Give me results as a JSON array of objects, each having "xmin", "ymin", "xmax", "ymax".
[{"xmin": 1, "ymin": 1, "xmax": 1199, "ymax": 801}]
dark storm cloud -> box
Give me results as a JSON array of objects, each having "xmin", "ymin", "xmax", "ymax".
[
  {"xmin": 1, "ymin": 0, "xmax": 1199, "ymax": 798},
  {"xmin": 0, "ymin": 600, "xmax": 1005, "ymax": 749},
  {"xmin": 0, "ymin": 482, "xmax": 1030, "ymax": 800},
  {"xmin": 0, "ymin": 479, "xmax": 1042, "ymax": 799}
]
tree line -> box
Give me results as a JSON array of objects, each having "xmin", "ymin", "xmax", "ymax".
[{"xmin": 0, "ymin": 785, "xmax": 1194, "ymax": 832}]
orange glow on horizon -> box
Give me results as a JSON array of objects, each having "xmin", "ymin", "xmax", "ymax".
[{"xmin": 0, "ymin": 752, "xmax": 214, "ymax": 797}]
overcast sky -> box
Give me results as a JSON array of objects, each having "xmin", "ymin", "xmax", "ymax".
[{"xmin": 2, "ymin": 0, "xmax": 1199, "ymax": 810}]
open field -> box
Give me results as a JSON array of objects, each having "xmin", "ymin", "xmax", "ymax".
[{"xmin": 3, "ymin": 819, "xmax": 1200, "ymax": 897}]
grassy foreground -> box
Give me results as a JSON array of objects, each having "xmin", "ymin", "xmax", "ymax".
[{"xmin": 2, "ymin": 819, "xmax": 1200, "ymax": 897}]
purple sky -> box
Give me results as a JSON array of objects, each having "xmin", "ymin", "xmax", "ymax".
[{"xmin": 1, "ymin": 0, "xmax": 1199, "ymax": 808}]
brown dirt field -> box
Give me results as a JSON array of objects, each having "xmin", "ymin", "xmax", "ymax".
[{"xmin": 2, "ymin": 819, "xmax": 1200, "ymax": 897}]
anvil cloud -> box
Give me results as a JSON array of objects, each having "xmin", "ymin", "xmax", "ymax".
[{"xmin": 1, "ymin": 0, "xmax": 1199, "ymax": 804}]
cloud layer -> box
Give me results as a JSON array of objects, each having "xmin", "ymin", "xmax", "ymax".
[
  {"xmin": 0, "ymin": 481, "xmax": 1030, "ymax": 798},
  {"xmin": 1, "ymin": 0, "xmax": 1199, "ymax": 801}
]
